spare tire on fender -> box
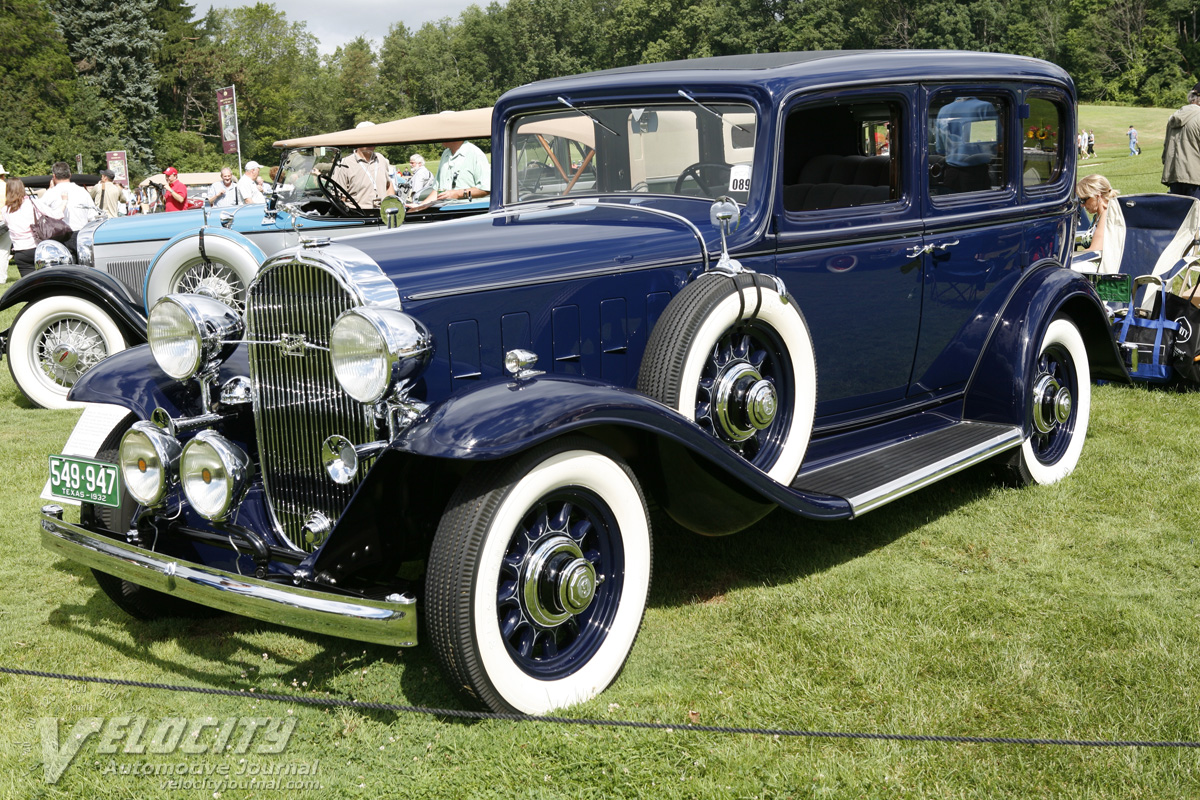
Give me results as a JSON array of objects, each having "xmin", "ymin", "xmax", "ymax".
[{"xmin": 637, "ymin": 271, "xmax": 817, "ymax": 485}]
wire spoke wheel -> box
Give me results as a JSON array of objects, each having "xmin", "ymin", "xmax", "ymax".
[
  {"xmin": 35, "ymin": 315, "xmax": 108, "ymax": 388},
  {"xmin": 173, "ymin": 262, "xmax": 246, "ymax": 314}
]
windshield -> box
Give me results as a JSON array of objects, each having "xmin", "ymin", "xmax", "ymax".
[
  {"xmin": 507, "ymin": 102, "xmax": 757, "ymax": 206},
  {"xmin": 271, "ymin": 148, "xmax": 339, "ymax": 207}
]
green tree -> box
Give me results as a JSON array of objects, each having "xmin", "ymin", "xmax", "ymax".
[
  {"xmin": 49, "ymin": 0, "xmax": 161, "ymax": 165},
  {"xmin": 0, "ymin": 0, "xmax": 79, "ymax": 173}
]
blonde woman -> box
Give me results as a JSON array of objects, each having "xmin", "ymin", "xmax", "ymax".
[{"xmin": 1075, "ymin": 174, "xmax": 1123, "ymax": 272}]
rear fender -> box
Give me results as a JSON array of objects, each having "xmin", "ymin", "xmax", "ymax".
[
  {"xmin": 0, "ymin": 267, "xmax": 147, "ymax": 343},
  {"xmin": 964, "ymin": 260, "xmax": 1126, "ymax": 430},
  {"xmin": 143, "ymin": 227, "xmax": 266, "ymax": 313}
]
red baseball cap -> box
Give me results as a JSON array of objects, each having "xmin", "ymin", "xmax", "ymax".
[{"xmin": 163, "ymin": 167, "xmax": 178, "ymax": 177}]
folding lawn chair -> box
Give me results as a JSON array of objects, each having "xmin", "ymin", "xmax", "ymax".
[{"xmin": 1071, "ymin": 193, "xmax": 1200, "ymax": 381}]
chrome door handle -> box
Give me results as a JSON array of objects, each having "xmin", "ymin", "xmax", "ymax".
[
  {"xmin": 906, "ymin": 244, "xmax": 932, "ymax": 258},
  {"xmin": 933, "ymin": 239, "xmax": 960, "ymax": 252}
]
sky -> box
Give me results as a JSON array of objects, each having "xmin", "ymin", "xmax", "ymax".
[{"xmin": 195, "ymin": 0, "xmax": 483, "ymax": 54}]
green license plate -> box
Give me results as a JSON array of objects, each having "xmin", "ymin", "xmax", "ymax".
[{"xmin": 48, "ymin": 455, "xmax": 121, "ymax": 508}]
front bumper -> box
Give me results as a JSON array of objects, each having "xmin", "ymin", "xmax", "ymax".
[{"xmin": 40, "ymin": 506, "xmax": 418, "ymax": 647}]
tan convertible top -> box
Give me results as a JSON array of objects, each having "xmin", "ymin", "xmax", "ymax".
[{"xmin": 273, "ymin": 107, "xmax": 494, "ymax": 149}]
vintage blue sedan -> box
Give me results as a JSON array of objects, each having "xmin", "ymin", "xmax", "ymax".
[{"xmin": 40, "ymin": 50, "xmax": 1124, "ymax": 714}]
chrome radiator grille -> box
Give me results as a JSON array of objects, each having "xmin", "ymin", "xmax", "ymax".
[
  {"xmin": 105, "ymin": 259, "xmax": 151, "ymax": 303},
  {"xmin": 246, "ymin": 261, "xmax": 377, "ymax": 551}
]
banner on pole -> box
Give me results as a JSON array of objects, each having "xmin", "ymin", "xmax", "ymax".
[
  {"xmin": 217, "ymin": 86, "xmax": 239, "ymax": 155},
  {"xmin": 104, "ymin": 151, "xmax": 129, "ymax": 187}
]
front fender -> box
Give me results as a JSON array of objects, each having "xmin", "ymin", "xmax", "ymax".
[
  {"xmin": 0, "ymin": 266, "xmax": 147, "ymax": 342},
  {"xmin": 67, "ymin": 342, "xmax": 249, "ymax": 416},
  {"xmin": 964, "ymin": 261, "xmax": 1127, "ymax": 429},
  {"xmin": 394, "ymin": 375, "xmax": 851, "ymax": 520}
]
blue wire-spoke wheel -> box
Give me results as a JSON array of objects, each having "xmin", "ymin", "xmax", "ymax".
[
  {"xmin": 427, "ymin": 438, "xmax": 652, "ymax": 714},
  {"xmin": 1007, "ymin": 317, "xmax": 1091, "ymax": 485},
  {"xmin": 638, "ymin": 272, "xmax": 816, "ymax": 484}
]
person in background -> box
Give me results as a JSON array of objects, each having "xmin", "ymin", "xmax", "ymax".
[
  {"xmin": 91, "ymin": 169, "xmax": 130, "ymax": 218},
  {"xmin": 1127, "ymin": 125, "xmax": 1139, "ymax": 156},
  {"xmin": 42, "ymin": 161, "xmax": 98, "ymax": 257},
  {"xmin": 208, "ymin": 167, "xmax": 241, "ymax": 207},
  {"xmin": 238, "ymin": 161, "xmax": 265, "ymax": 205},
  {"xmin": 1087, "ymin": 130, "xmax": 1096, "ymax": 159},
  {"xmin": 1076, "ymin": 174, "xmax": 1122, "ymax": 273},
  {"xmin": 401, "ymin": 153, "xmax": 436, "ymax": 203},
  {"xmin": 1161, "ymin": 82, "xmax": 1200, "ymax": 200},
  {"xmin": 0, "ymin": 164, "xmax": 8, "ymax": 280},
  {"xmin": 433, "ymin": 139, "xmax": 490, "ymax": 202},
  {"xmin": 2, "ymin": 176, "xmax": 66, "ymax": 277},
  {"xmin": 161, "ymin": 166, "xmax": 188, "ymax": 211}
]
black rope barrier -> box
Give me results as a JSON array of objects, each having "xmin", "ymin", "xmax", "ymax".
[{"xmin": 3, "ymin": 665, "xmax": 1198, "ymax": 748}]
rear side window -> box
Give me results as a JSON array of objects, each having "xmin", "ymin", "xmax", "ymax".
[
  {"xmin": 928, "ymin": 95, "xmax": 1008, "ymax": 195},
  {"xmin": 781, "ymin": 99, "xmax": 902, "ymax": 212},
  {"xmin": 1022, "ymin": 96, "xmax": 1066, "ymax": 189}
]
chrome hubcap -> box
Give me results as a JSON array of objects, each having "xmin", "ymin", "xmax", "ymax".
[
  {"xmin": 36, "ymin": 318, "xmax": 107, "ymax": 388},
  {"xmin": 521, "ymin": 535, "xmax": 597, "ymax": 627},
  {"xmin": 1032, "ymin": 374, "xmax": 1072, "ymax": 434},
  {"xmin": 713, "ymin": 362, "xmax": 778, "ymax": 442}
]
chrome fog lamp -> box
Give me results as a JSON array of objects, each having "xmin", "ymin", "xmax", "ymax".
[
  {"xmin": 148, "ymin": 294, "xmax": 244, "ymax": 381},
  {"xmin": 329, "ymin": 307, "xmax": 432, "ymax": 404},
  {"xmin": 180, "ymin": 430, "xmax": 250, "ymax": 521},
  {"xmin": 118, "ymin": 422, "xmax": 182, "ymax": 507},
  {"xmin": 34, "ymin": 240, "xmax": 73, "ymax": 270}
]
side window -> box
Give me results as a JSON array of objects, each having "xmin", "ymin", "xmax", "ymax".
[
  {"xmin": 928, "ymin": 95, "xmax": 1007, "ymax": 195},
  {"xmin": 1022, "ymin": 97, "xmax": 1066, "ymax": 189},
  {"xmin": 781, "ymin": 99, "xmax": 902, "ymax": 213}
]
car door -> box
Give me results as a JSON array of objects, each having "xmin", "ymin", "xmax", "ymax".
[
  {"xmin": 908, "ymin": 85, "xmax": 1025, "ymax": 398},
  {"xmin": 774, "ymin": 87, "xmax": 925, "ymax": 422}
]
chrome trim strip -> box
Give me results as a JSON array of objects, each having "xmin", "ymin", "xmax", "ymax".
[
  {"xmin": 849, "ymin": 427, "xmax": 1022, "ymax": 515},
  {"xmin": 40, "ymin": 512, "xmax": 417, "ymax": 647}
]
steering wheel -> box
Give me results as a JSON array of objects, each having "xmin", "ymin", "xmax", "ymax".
[
  {"xmin": 674, "ymin": 162, "xmax": 732, "ymax": 197},
  {"xmin": 316, "ymin": 172, "xmax": 365, "ymax": 216}
]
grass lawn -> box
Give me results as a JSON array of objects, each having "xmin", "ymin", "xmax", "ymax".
[
  {"xmin": 1077, "ymin": 103, "xmax": 1179, "ymax": 195},
  {"xmin": 1, "ymin": 137, "xmax": 1200, "ymax": 797}
]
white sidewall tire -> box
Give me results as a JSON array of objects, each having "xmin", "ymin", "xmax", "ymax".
[
  {"xmin": 471, "ymin": 450, "xmax": 652, "ymax": 714},
  {"xmin": 145, "ymin": 235, "xmax": 261, "ymax": 309},
  {"xmin": 674, "ymin": 285, "xmax": 817, "ymax": 483},
  {"xmin": 1019, "ymin": 318, "xmax": 1090, "ymax": 485},
  {"xmin": 8, "ymin": 296, "xmax": 127, "ymax": 409}
]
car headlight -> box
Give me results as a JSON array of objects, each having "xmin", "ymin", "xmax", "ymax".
[
  {"xmin": 34, "ymin": 240, "xmax": 73, "ymax": 269},
  {"xmin": 330, "ymin": 307, "xmax": 432, "ymax": 404},
  {"xmin": 180, "ymin": 431, "xmax": 250, "ymax": 521},
  {"xmin": 147, "ymin": 294, "xmax": 244, "ymax": 380},
  {"xmin": 118, "ymin": 422, "xmax": 182, "ymax": 507},
  {"xmin": 76, "ymin": 219, "xmax": 101, "ymax": 267}
]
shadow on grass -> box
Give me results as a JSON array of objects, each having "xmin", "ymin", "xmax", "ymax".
[
  {"xmin": 647, "ymin": 459, "xmax": 1001, "ymax": 610},
  {"xmin": 41, "ymin": 562, "xmax": 465, "ymax": 720}
]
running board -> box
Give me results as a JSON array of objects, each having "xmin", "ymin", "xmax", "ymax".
[{"xmin": 791, "ymin": 422, "xmax": 1023, "ymax": 516}]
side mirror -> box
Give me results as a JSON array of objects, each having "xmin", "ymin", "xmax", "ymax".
[
  {"xmin": 709, "ymin": 197, "xmax": 743, "ymax": 275},
  {"xmin": 380, "ymin": 196, "xmax": 405, "ymax": 229}
]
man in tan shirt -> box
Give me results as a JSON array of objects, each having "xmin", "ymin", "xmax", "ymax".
[{"xmin": 332, "ymin": 141, "xmax": 395, "ymax": 211}]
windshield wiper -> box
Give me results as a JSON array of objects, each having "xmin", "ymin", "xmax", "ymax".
[
  {"xmin": 677, "ymin": 89, "xmax": 749, "ymax": 133},
  {"xmin": 557, "ymin": 96, "xmax": 621, "ymax": 137}
]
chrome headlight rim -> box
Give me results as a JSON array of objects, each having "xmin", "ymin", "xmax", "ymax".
[
  {"xmin": 118, "ymin": 421, "xmax": 182, "ymax": 507},
  {"xmin": 329, "ymin": 307, "xmax": 432, "ymax": 404},
  {"xmin": 180, "ymin": 430, "xmax": 250, "ymax": 521},
  {"xmin": 148, "ymin": 294, "xmax": 244, "ymax": 381}
]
